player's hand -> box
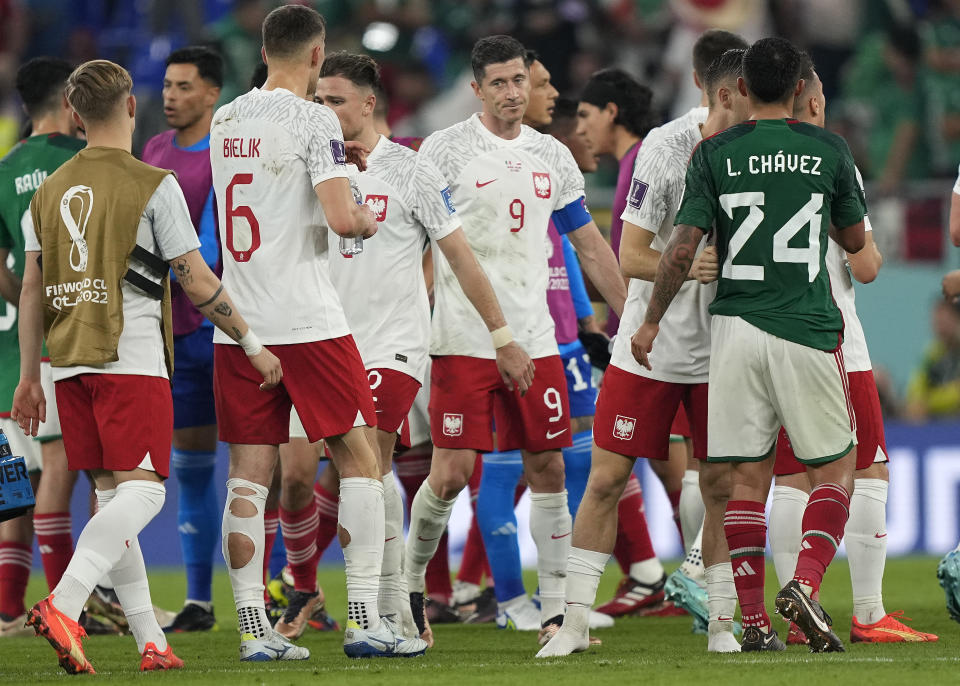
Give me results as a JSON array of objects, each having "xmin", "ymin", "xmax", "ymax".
[
  {"xmin": 248, "ymin": 347, "xmax": 283, "ymax": 390},
  {"xmin": 10, "ymin": 379, "xmax": 46, "ymax": 437},
  {"xmin": 689, "ymin": 246, "xmax": 719, "ymax": 284},
  {"xmin": 630, "ymin": 322, "xmax": 659, "ymax": 370},
  {"xmin": 359, "ymin": 203, "xmax": 378, "ymax": 239},
  {"xmin": 943, "ymin": 270, "xmax": 960, "ymax": 301},
  {"xmin": 345, "ymin": 141, "xmax": 370, "ymax": 171},
  {"xmin": 496, "ymin": 341, "xmax": 536, "ymax": 396}
]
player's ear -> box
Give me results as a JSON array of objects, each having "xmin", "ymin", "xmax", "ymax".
[
  {"xmin": 737, "ymin": 76, "xmax": 748, "ymax": 97},
  {"xmin": 794, "ymin": 79, "xmax": 805, "ymax": 97},
  {"xmin": 206, "ymin": 86, "xmax": 221, "ymax": 107},
  {"xmin": 365, "ymin": 92, "xmax": 376, "ymax": 116},
  {"xmin": 471, "ymin": 80, "xmax": 482, "ymax": 100},
  {"xmin": 261, "ymin": 46, "xmax": 268, "ymax": 66},
  {"xmin": 72, "ymin": 109, "xmax": 83, "ymax": 130},
  {"xmin": 605, "ymin": 101, "xmax": 619, "ymax": 123},
  {"xmin": 692, "ymin": 69, "xmax": 702, "ymax": 91},
  {"xmin": 311, "ymin": 45, "xmax": 323, "ymax": 68},
  {"xmin": 128, "ymin": 94, "xmax": 136, "ymax": 119}
]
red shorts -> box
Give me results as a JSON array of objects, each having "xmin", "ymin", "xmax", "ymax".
[
  {"xmin": 594, "ymin": 365, "xmax": 707, "ymax": 461},
  {"xmin": 429, "ymin": 355, "xmax": 571, "ymax": 453},
  {"xmin": 56, "ymin": 374, "xmax": 172, "ymax": 477},
  {"xmin": 368, "ymin": 368, "xmax": 421, "ymax": 436},
  {"xmin": 774, "ymin": 370, "xmax": 888, "ymax": 476},
  {"xmin": 670, "ymin": 404, "xmax": 691, "ymax": 439},
  {"xmin": 214, "ymin": 336, "xmax": 376, "ymax": 445}
]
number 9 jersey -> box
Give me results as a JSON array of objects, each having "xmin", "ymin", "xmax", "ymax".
[
  {"xmin": 676, "ymin": 118, "xmax": 866, "ymax": 352},
  {"xmin": 420, "ymin": 113, "xmax": 587, "ymax": 360},
  {"xmin": 210, "ymin": 87, "xmax": 352, "ymax": 345}
]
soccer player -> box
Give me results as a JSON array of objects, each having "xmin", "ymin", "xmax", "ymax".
[
  {"xmin": 631, "ymin": 37, "xmax": 865, "ymax": 653},
  {"xmin": 537, "ymin": 47, "xmax": 750, "ymax": 659},
  {"xmin": 769, "ymin": 56, "xmax": 936, "ymax": 644},
  {"xmin": 209, "ymin": 5, "xmax": 425, "ymax": 659},
  {"xmin": 0, "ymin": 57, "xmax": 84, "ymax": 638},
  {"xmin": 14, "ymin": 58, "xmax": 279, "ymax": 674},
  {"xmin": 141, "ymin": 45, "xmax": 223, "ymax": 633},
  {"xmin": 403, "ymin": 34, "xmax": 627, "ymax": 644}
]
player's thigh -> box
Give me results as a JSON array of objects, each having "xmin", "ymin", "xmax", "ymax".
[
  {"xmin": 326, "ymin": 425, "xmax": 379, "ymax": 480},
  {"xmin": 0, "ymin": 417, "xmax": 41, "ymax": 473},
  {"xmin": 494, "ymin": 355, "xmax": 572, "ymax": 453},
  {"xmin": 707, "ymin": 316, "xmax": 780, "ymax": 462},
  {"xmin": 520, "ymin": 448, "xmax": 564, "ymax": 491},
  {"xmin": 426, "ymin": 446, "xmax": 477, "ymax": 498},
  {"xmin": 583, "ymin": 443, "xmax": 636, "ymax": 503},
  {"xmin": 849, "ymin": 370, "xmax": 888, "ymax": 471},
  {"xmin": 367, "ymin": 368, "xmax": 420, "ymax": 470},
  {"xmin": 214, "ymin": 343, "xmax": 291, "ymax": 445},
  {"xmin": 428, "ymin": 356, "xmax": 500, "ymax": 452},
  {"xmin": 593, "ymin": 364, "xmax": 684, "ymax": 461}
]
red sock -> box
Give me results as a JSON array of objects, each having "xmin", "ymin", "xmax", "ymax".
[
  {"xmin": 793, "ymin": 483, "xmax": 850, "ymax": 593},
  {"xmin": 724, "ymin": 499, "xmax": 769, "ymax": 631},
  {"xmin": 280, "ymin": 501, "xmax": 319, "ymax": 592},
  {"xmin": 613, "ymin": 473, "xmax": 656, "ymax": 575},
  {"xmin": 667, "ymin": 489, "xmax": 683, "ymax": 541},
  {"xmin": 0, "ymin": 542, "xmax": 32, "ymax": 618},
  {"xmin": 33, "ymin": 512, "xmax": 73, "ymax": 591},
  {"xmin": 263, "ymin": 508, "xmax": 280, "ymax": 589},
  {"xmin": 426, "ymin": 532, "xmax": 453, "ymax": 601},
  {"xmin": 313, "ymin": 481, "xmax": 339, "ymax": 557}
]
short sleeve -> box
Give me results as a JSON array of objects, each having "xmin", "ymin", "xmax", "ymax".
[
  {"xmin": 411, "ymin": 156, "xmax": 459, "ymax": 242},
  {"xmin": 550, "ymin": 139, "xmax": 586, "ymax": 210},
  {"xmin": 854, "ymin": 165, "xmax": 873, "ymax": 233},
  {"xmin": 830, "ymin": 143, "xmax": 867, "ymax": 230},
  {"xmin": 673, "ymin": 143, "xmax": 716, "ymax": 230},
  {"xmin": 953, "ymin": 162, "xmax": 960, "ymax": 196},
  {"xmin": 304, "ymin": 105, "xmax": 351, "ymax": 187},
  {"xmin": 620, "ymin": 138, "xmax": 682, "ymax": 234},
  {"xmin": 149, "ymin": 175, "xmax": 202, "ymax": 260}
]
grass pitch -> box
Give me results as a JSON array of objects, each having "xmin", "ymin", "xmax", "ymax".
[{"xmin": 0, "ymin": 557, "xmax": 955, "ymax": 684}]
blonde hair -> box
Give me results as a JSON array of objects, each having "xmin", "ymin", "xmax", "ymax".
[{"xmin": 65, "ymin": 60, "xmax": 132, "ymax": 122}]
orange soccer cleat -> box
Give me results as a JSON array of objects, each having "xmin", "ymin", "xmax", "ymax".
[
  {"xmin": 850, "ymin": 611, "xmax": 939, "ymax": 643},
  {"xmin": 140, "ymin": 642, "xmax": 185, "ymax": 671},
  {"xmin": 25, "ymin": 596, "xmax": 95, "ymax": 674}
]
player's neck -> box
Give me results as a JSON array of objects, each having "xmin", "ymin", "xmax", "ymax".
[
  {"xmin": 29, "ymin": 113, "xmax": 70, "ymax": 138},
  {"xmin": 701, "ymin": 109, "xmax": 729, "ymax": 139},
  {"xmin": 613, "ymin": 130, "xmax": 639, "ymax": 161},
  {"xmin": 479, "ymin": 111, "xmax": 522, "ymax": 140},
  {"xmin": 262, "ymin": 69, "xmax": 310, "ymax": 100},
  {"xmin": 747, "ymin": 99, "xmax": 793, "ymax": 121},
  {"xmin": 355, "ymin": 124, "xmax": 380, "ymax": 153},
  {"xmin": 84, "ymin": 124, "xmax": 132, "ymax": 153},
  {"xmin": 175, "ymin": 112, "xmax": 212, "ymax": 148}
]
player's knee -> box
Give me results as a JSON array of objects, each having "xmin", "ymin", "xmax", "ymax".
[
  {"xmin": 279, "ymin": 476, "xmax": 313, "ymax": 510},
  {"xmin": 584, "ymin": 468, "xmax": 626, "ymax": 505}
]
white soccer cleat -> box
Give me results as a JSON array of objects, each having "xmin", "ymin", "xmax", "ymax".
[
  {"xmin": 380, "ymin": 592, "xmax": 420, "ymax": 639},
  {"xmin": 535, "ymin": 607, "xmax": 591, "ymax": 658},
  {"xmin": 707, "ymin": 622, "xmax": 742, "ymax": 653},
  {"xmin": 589, "ymin": 610, "xmax": 614, "ymax": 629},
  {"xmin": 343, "ymin": 616, "xmax": 428, "ymax": 658},
  {"xmin": 496, "ymin": 596, "xmax": 542, "ymax": 631},
  {"xmin": 239, "ymin": 629, "xmax": 310, "ymax": 661}
]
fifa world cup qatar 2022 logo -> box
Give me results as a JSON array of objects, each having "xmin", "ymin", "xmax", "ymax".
[{"xmin": 60, "ymin": 185, "xmax": 94, "ymax": 273}]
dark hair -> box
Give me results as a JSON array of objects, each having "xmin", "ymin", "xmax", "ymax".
[
  {"xmin": 16, "ymin": 57, "xmax": 74, "ymax": 119},
  {"xmin": 888, "ymin": 24, "xmax": 922, "ymax": 62},
  {"xmin": 262, "ymin": 4, "xmax": 326, "ymax": 60},
  {"xmin": 166, "ymin": 46, "xmax": 223, "ymax": 87},
  {"xmin": 373, "ymin": 86, "xmax": 389, "ymax": 118},
  {"xmin": 742, "ymin": 37, "xmax": 803, "ymax": 104},
  {"xmin": 792, "ymin": 51, "xmax": 820, "ymax": 117},
  {"xmin": 692, "ymin": 29, "xmax": 748, "ymax": 79},
  {"xmin": 524, "ymin": 49, "xmax": 539, "ymax": 67},
  {"xmin": 703, "ymin": 48, "xmax": 745, "ymax": 102},
  {"xmin": 471, "ymin": 35, "xmax": 527, "ymax": 83},
  {"xmin": 546, "ymin": 97, "xmax": 578, "ymax": 135},
  {"xmin": 797, "ymin": 50, "xmax": 815, "ymax": 83},
  {"xmin": 580, "ymin": 68, "xmax": 656, "ymax": 137},
  {"xmin": 249, "ymin": 62, "xmax": 267, "ymax": 90},
  {"xmin": 319, "ymin": 51, "xmax": 382, "ymax": 91}
]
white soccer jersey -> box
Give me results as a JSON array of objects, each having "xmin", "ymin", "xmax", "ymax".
[
  {"xmin": 826, "ymin": 166, "xmax": 873, "ymax": 373},
  {"xmin": 421, "ymin": 113, "xmax": 586, "ymax": 359},
  {"xmin": 328, "ymin": 135, "xmax": 459, "ymax": 382},
  {"xmin": 616, "ymin": 107, "xmax": 713, "ymax": 383},
  {"xmin": 210, "ymin": 88, "xmax": 351, "ymax": 345}
]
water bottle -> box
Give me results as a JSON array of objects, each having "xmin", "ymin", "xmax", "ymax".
[
  {"xmin": 340, "ymin": 172, "xmax": 365, "ymax": 257},
  {"xmin": 0, "ymin": 427, "xmax": 37, "ymax": 522}
]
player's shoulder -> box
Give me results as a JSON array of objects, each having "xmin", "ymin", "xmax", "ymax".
[
  {"xmin": 785, "ymin": 120, "xmax": 853, "ymax": 155},
  {"xmin": 693, "ymin": 121, "xmax": 756, "ymax": 158},
  {"xmin": 421, "ymin": 118, "xmax": 472, "ymax": 151},
  {"xmin": 518, "ymin": 125, "xmax": 578, "ymax": 170},
  {"xmin": 44, "ymin": 133, "xmax": 85, "ymax": 155}
]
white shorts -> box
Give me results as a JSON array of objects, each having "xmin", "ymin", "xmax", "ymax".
[
  {"xmin": 0, "ymin": 417, "xmax": 42, "ymax": 472},
  {"xmin": 707, "ymin": 315, "xmax": 855, "ymax": 464},
  {"xmin": 37, "ymin": 361, "xmax": 62, "ymax": 440}
]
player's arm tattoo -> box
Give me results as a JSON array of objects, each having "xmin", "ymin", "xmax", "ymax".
[
  {"xmin": 644, "ymin": 223, "xmax": 704, "ymax": 325},
  {"xmin": 232, "ymin": 327, "xmax": 243, "ymax": 341},
  {"xmin": 173, "ymin": 257, "xmax": 193, "ymax": 286},
  {"xmin": 214, "ymin": 301, "xmax": 233, "ymax": 317},
  {"xmin": 195, "ymin": 284, "xmax": 223, "ymax": 309}
]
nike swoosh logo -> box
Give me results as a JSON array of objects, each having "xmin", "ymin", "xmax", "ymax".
[
  {"xmin": 797, "ymin": 591, "xmax": 830, "ymax": 633},
  {"xmin": 717, "ymin": 616, "xmax": 733, "ymax": 622},
  {"xmin": 417, "ymin": 535, "xmax": 439, "ymax": 542},
  {"xmin": 551, "ymin": 532, "xmax": 571, "ymax": 540},
  {"xmin": 874, "ymin": 533, "xmax": 887, "ymax": 539},
  {"xmin": 475, "ymin": 179, "xmax": 496, "ymax": 188},
  {"xmin": 546, "ymin": 429, "xmax": 568, "ymax": 439},
  {"xmin": 385, "ymin": 536, "xmax": 397, "ymax": 542}
]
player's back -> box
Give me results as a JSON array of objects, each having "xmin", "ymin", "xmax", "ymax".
[
  {"xmin": 684, "ymin": 118, "xmax": 866, "ymax": 351},
  {"xmin": 210, "ymin": 88, "xmax": 351, "ymax": 345}
]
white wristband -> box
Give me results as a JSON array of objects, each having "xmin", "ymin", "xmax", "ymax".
[
  {"xmin": 490, "ymin": 325, "xmax": 514, "ymax": 350},
  {"xmin": 239, "ymin": 329, "xmax": 263, "ymax": 357}
]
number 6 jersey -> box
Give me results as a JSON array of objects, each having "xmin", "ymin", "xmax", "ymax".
[
  {"xmin": 421, "ymin": 113, "xmax": 586, "ymax": 360},
  {"xmin": 210, "ymin": 87, "xmax": 351, "ymax": 345},
  {"xmin": 675, "ymin": 118, "xmax": 867, "ymax": 352}
]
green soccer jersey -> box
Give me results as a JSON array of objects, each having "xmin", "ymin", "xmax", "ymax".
[
  {"xmin": 0, "ymin": 133, "xmax": 85, "ymax": 412},
  {"xmin": 675, "ymin": 118, "xmax": 866, "ymax": 351}
]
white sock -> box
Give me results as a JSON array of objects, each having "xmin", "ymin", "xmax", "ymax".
[
  {"xmin": 340, "ymin": 477, "xmax": 384, "ymax": 631},
  {"xmin": 848, "ymin": 478, "xmax": 888, "ymax": 625},
  {"xmin": 404, "ymin": 480, "xmax": 455, "ymax": 594},
  {"xmin": 566, "ymin": 546, "xmax": 608, "ymax": 607},
  {"xmin": 379, "ymin": 472, "xmax": 405, "ymax": 612},
  {"xmin": 529, "ymin": 490, "xmax": 572, "ymax": 622},
  {"xmin": 51, "ymin": 480, "xmax": 165, "ymax": 621},
  {"xmin": 629, "ymin": 557, "xmax": 664, "ymax": 585},
  {"xmin": 769, "ymin": 485, "xmax": 808, "ymax": 588},
  {"xmin": 705, "ymin": 562, "xmax": 737, "ymax": 631},
  {"xmin": 96, "ymin": 487, "xmax": 167, "ymax": 653},
  {"xmin": 679, "ymin": 469, "xmax": 704, "ymax": 551},
  {"xmin": 679, "ymin": 524, "xmax": 705, "ymax": 582},
  {"xmin": 222, "ymin": 478, "xmax": 270, "ymax": 638}
]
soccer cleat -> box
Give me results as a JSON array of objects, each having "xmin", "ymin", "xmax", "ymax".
[
  {"xmin": 275, "ymin": 590, "xmax": 320, "ymax": 640},
  {"xmin": 140, "ymin": 642, "xmax": 184, "ymax": 671},
  {"xmin": 163, "ymin": 602, "xmax": 218, "ymax": 633},
  {"xmin": 937, "ymin": 549, "xmax": 960, "ymax": 623},
  {"xmin": 26, "ymin": 596, "xmax": 96, "ymax": 674},
  {"xmin": 538, "ymin": 615, "xmax": 603, "ymax": 647},
  {"xmin": 307, "ymin": 597, "xmax": 341, "ymax": 632},
  {"xmin": 787, "ymin": 622, "xmax": 808, "ymax": 646},
  {"xmin": 496, "ymin": 596, "xmax": 542, "ymax": 631},
  {"xmin": 239, "ymin": 629, "xmax": 310, "ymax": 661},
  {"xmin": 451, "ymin": 580, "xmax": 482, "ymax": 607},
  {"xmin": 850, "ymin": 612, "xmax": 939, "ymax": 643},
  {"xmin": 595, "ymin": 575, "xmax": 667, "ymax": 617},
  {"xmin": 665, "ymin": 568, "xmax": 709, "ymax": 629},
  {"xmin": 740, "ymin": 626, "xmax": 786, "ymax": 652},
  {"xmin": 775, "ymin": 580, "xmax": 844, "ymax": 653},
  {"xmin": 461, "ymin": 587, "xmax": 498, "ymax": 624},
  {"xmin": 0, "ymin": 613, "xmax": 33, "ymax": 637},
  {"xmin": 84, "ymin": 585, "xmax": 127, "ymax": 632},
  {"xmin": 426, "ymin": 597, "xmax": 461, "ymax": 624},
  {"xmin": 343, "ymin": 616, "xmax": 428, "ymax": 658},
  {"xmin": 78, "ymin": 610, "xmax": 122, "ymax": 635},
  {"xmin": 589, "ymin": 610, "xmax": 614, "ymax": 629},
  {"xmin": 409, "ymin": 592, "xmax": 434, "ymax": 647},
  {"xmin": 535, "ymin": 608, "xmax": 591, "ymax": 658}
]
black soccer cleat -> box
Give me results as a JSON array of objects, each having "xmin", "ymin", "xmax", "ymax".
[
  {"xmin": 163, "ymin": 602, "xmax": 217, "ymax": 633},
  {"xmin": 740, "ymin": 626, "xmax": 786, "ymax": 652},
  {"xmin": 775, "ymin": 580, "xmax": 845, "ymax": 653},
  {"xmin": 426, "ymin": 597, "xmax": 461, "ymax": 624}
]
